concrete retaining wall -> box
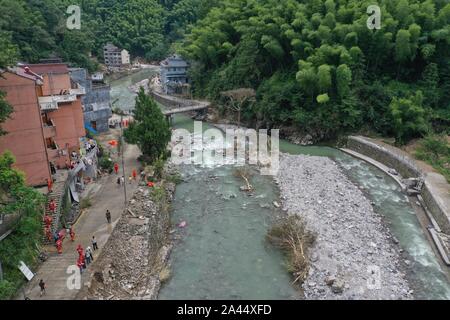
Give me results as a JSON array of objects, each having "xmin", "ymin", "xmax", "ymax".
[
  {"xmin": 346, "ymin": 136, "xmax": 422, "ymax": 178},
  {"xmin": 346, "ymin": 136, "xmax": 450, "ymax": 234}
]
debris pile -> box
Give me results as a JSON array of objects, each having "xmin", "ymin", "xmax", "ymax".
[{"xmin": 81, "ymin": 182, "xmax": 175, "ymax": 300}]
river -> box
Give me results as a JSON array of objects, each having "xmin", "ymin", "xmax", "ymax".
[{"xmin": 109, "ymin": 69, "xmax": 450, "ymax": 300}]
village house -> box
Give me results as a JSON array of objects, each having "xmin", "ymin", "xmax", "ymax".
[
  {"xmin": 160, "ymin": 54, "xmax": 189, "ymax": 95},
  {"xmin": 103, "ymin": 43, "xmax": 131, "ymax": 68},
  {"xmin": 70, "ymin": 68, "xmax": 112, "ymax": 133},
  {"xmin": 0, "ymin": 63, "xmax": 86, "ymax": 186},
  {"xmin": 0, "ymin": 67, "xmax": 51, "ymax": 186},
  {"xmin": 27, "ymin": 63, "xmax": 86, "ymax": 170}
]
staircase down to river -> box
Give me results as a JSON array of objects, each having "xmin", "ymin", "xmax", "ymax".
[{"xmin": 42, "ymin": 171, "xmax": 68, "ymax": 244}]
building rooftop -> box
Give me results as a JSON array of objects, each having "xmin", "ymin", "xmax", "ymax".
[
  {"xmin": 3, "ymin": 66, "xmax": 43, "ymax": 82},
  {"xmin": 104, "ymin": 43, "xmax": 120, "ymax": 52},
  {"xmin": 161, "ymin": 54, "xmax": 189, "ymax": 68},
  {"xmin": 26, "ymin": 63, "xmax": 69, "ymax": 75}
]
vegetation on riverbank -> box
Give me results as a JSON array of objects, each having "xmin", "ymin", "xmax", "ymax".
[
  {"xmin": 0, "ymin": 0, "xmax": 215, "ymax": 70},
  {"xmin": 267, "ymin": 215, "xmax": 316, "ymax": 286},
  {"xmin": 415, "ymin": 134, "xmax": 450, "ymax": 182},
  {"xmin": 178, "ymin": 0, "xmax": 450, "ymax": 144},
  {"xmin": 124, "ymin": 88, "xmax": 171, "ymax": 163},
  {"xmin": 0, "ymin": 152, "xmax": 45, "ymax": 299}
]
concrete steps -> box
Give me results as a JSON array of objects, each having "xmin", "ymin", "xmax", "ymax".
[{"xmin": 42, "ymin": 178, "xmax": 68, "ymax": 244}]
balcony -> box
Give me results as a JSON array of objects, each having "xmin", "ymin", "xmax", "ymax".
[
  {"xmin": 70, "ymin": 82, "xmax": 86, "ymax": 96},
  {"xmin": 39, "ymin": 94, "xmax": 77, "ymax": 111},
  {"xmin": 46, "ymin": 139, "xmax": 61, "ymax": 160},
  {"xmin": 43, "ymin": 121, "xmax": 56, "ymax": 139}
]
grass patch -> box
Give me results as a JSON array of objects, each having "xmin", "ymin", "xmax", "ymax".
[
  {"xmin": 415, "ymin": 134, "xmax": 450, "ymax": 182},
  {"xmin": 80, "ymin": 197, "xmax": 92, "ymax": 210},
  {"xmin": 267, "ymin": 215, "xmax": 316, "ymax": 285}
]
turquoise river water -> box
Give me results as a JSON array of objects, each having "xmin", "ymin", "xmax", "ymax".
[{"xmin": 109, "ymin": 69, "xmax": 450, "ymax": 300}]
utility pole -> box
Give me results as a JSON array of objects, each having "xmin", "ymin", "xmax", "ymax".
[
  {"xmin": 120, "ymin": 113, "xmax": 127, "ymax": 206},
  {"xmin": 0, "ymin": 260, "xmax": 3, "ymax": 282},
  {"xmin": 113, "ymin": 98, "xmax": 127, "ymax": 206}
]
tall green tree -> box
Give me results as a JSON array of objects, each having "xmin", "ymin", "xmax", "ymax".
[
  {"xmin": 124, "ymin": 89, "xmax": 171, "ymax": 163},
  {"xmin": 0, "ymin": 31, "xmax": 18, "ymax": 135},
  {"xmin": 390, "ymin": 91, "xmax": 429, "ymax": 144}
]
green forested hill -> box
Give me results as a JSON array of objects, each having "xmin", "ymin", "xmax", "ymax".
[
  {"xmin": 179, "ymin": 0, "xmax": 450, "ymax": 143},
  {"xmin": 0, "ymin": 0, "xmax": 449, "ymax": 143},
  {"xmin": 0, "ymin": 0, "xmax": 213, "ymax": 70}
]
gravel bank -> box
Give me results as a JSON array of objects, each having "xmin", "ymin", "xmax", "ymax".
[{"xmin": 276, "ymin": 153, "xmax": 412, "ymax": 299}]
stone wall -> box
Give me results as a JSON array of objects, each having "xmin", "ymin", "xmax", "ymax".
[
  {"xmin": 346, "ymin": 136, "xmax": 450, "ymax": 234},
  {"xmin": 346, "ymin": 136, "xmax": 422, "ymax": 178}
]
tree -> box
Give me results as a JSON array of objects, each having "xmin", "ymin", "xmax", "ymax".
[
  {"xmin": 317, "ymin": 64, "xmax": 332, "ymax": 93},
  {"xmin": 221, "ymin": 88, "xmax": 256, "ymax": 128},
  {"xmin": 0, "ymin": 32, "xmax": 18, "ymax": 69},
  {"xmin": 124, "ymin": 88, "xmax": 171, "ymax": 163},
  {"xmin": 336, "ymin": 64, "xmax": 352, "ymax": 99},
  {"xmin": 0, "ymin": 31, "xmax": 18, "ymax": 135},
  {"xmin": 390, "ymin": 91, "xmax": 428, "ymax": 144},
  {"xmin": 420, "ymin": 63, "xmax": 440, "ymax": 107},
  {"xmin": 395, "ymin": 29, "xmax": 412, "ymax": 63},
  {"xmin": 0, "ymin": 151, "xmax": 45, "ymax": 299}
]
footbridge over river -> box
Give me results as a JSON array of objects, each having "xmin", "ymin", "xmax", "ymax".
[
  {"xmin": 150, "ymin": 90, "xmax": 210, "ymax": 122},
  {"xmin": 162, "ymin": 104, "xmax": 209, "ymax": 116}
]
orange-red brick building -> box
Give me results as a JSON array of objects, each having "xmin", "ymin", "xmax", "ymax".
[{"xmin": 0, "ymin": 63, "xmax": 86, "ymax": 186}]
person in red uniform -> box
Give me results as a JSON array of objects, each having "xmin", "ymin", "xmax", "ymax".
[
  {"xmin": 69, "ymin": 227, "xmax": 75, "ymax": 242},
  {"xmin": 132, "ymin": 169, "xmax": 137, "ymax": 181},
  {"xmin": 56, "ymin": 239, "xmax": 63, "ymax": 254},
  {"xmin": 114, "ymin": 163, "xmax": 119, "ymax": 175},
  {"xmin": 43, "ymin": 214, "xmax": 53, "ymax": 241},
  {"xmin": 47, "ymin": 178, "xmax": 53, "ymax": 193},
  {"xmin": 49, "ymin": 199, "xmax": 56, "ymax": 214}
]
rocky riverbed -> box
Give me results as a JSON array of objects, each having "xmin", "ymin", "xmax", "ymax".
[{"xmin": 276, "ymin": 153, "xmax": 413, "ymax": 299}]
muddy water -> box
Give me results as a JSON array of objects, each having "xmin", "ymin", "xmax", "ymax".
[{"xmin": 110, "ymin": 69, "xmax": 450, "ymax": 300}]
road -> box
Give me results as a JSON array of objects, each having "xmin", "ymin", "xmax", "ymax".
[{"xmin": 18, "ymin": 131, "xmax": 141, "ymax": 300}]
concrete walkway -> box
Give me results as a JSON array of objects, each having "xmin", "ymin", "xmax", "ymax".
[{"xmin": 18, "ymin": 133, "xmax": 141, "ymax": 300}]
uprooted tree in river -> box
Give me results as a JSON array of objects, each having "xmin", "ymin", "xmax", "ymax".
[{"xmin": 267, "ymin": 215, "xmax": 316, "ymax": 286}]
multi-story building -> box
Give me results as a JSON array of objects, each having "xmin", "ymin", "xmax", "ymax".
[
  {"xmin": 70, "ymin": 68, "xmax": 112, "ymax": 133},
  {"xmin": 27, "ymin": 63, "xmax": 86, "ymax": 170},
  {"xmin": 0, "ymin": 67, "xmax": 51, "ymax": 186},
  {"xmin": 160, "ymin": 54, "xmax": 189, "ymax": 94},
  {"xmin": 0, "ymin": 63, "xmax": 86, "ymax": 186},
  {"xmin": 103, "ymin": 43, "xmax": 131, "ymax": 67}
]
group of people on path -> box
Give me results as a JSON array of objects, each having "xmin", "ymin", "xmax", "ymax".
[
  {"xmin": 115, "ymin": 163, "xmax": 141, "ymax": 187},
  {"xmin": 76, "ymin": 241, "xmax": 97, "ymax": 274}
]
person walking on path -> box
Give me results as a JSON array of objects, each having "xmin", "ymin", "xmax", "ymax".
[
  {"xmin": 120, "ymin": 176, "xmax": 125, "ymax": 186},
  {"xmin": 114, "ymin": 163, "xmax": 119, "ymax": 175},
  {"xmin": 132, "ymin": 169, "xmax": 137, "ymax": 181},
  {"xmin": 84, "ymin": 247, "xmax": 93, "ymax": 265},
  {"xmin": 86, "ymin": 246, "xmax": 94, "ymax": 262},
  {"xmin": 106, "ymin": 210, "xmax": 111, "ymax": 224},
  {"xmin": 39, "ymin": 279, "xmax": 46, "ymax": 297},
  {"xmin": 92, "ymin": 236, "xmax": 98, "ymax": 251},
  {"xmin": 47, "ymin": 179, "xmax": 53, "ymax": 193}
]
